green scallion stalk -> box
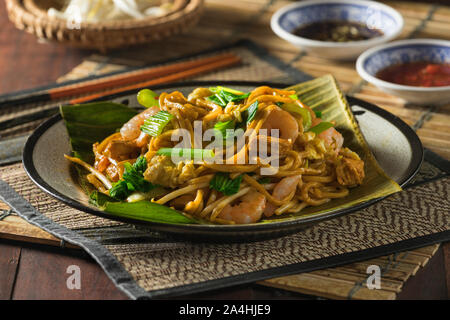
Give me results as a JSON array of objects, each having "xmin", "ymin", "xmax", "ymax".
[
  {"xmin": 307, "ymin": 121, "xmax": 334, "ymax": 134},
  {"xmin": 156, "ymin": 148, "xmax": 215, "ymax": 160},
  {"xmin": 137, "ymin": 89, "xmax": 159, "ymax": 108},
  {"xmin": 246, "ymin": 100, "xmax": 259, "ymax": 124},
  {"xmin": 280, "ymin": 102, "xmax": 312, "ymax": 130},
  {"xmin": 140, "ymin": 111, "xmax": 173, "ymax": 137}
]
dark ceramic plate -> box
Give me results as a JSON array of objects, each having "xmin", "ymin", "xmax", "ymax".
[{"xmin": 22, "ymin": 81, "xmax": 423, "ymax": 241}]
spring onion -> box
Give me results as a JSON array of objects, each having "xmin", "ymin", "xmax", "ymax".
[
  {"xmin": 307, "ymin": 121, "xmax": 334, "ymax": 134},
  {"xmin": 140, "ymin": 111, "xmax": 173, "ymax": 136},
  {"xmin": 209, "ymin": 86, "xmax": 245, "ymax": 95},
  {"xmin": 207, "ymin": 86, "xmax": 250, "ymax": 107},
  {"xmin": 280, "ymin": 102, "xmax": 312, "ymax": 130},
  {"xmin": 137, "ymin": 89, "xmax": 159, "ymax": 108},
  {"xmin": 156, "ymin": 148, "xmax": 215, "ymax": 160},
  {"xmin": 246, "ymin": 100, "xmax": 259, "ymax": 124},
  {"xmin": 214, "ymin": 120, "xmax": 235, "ymax": 139},
  {"xmin": 209, "ymin": 172, "xmax": 243, "ymax": 195}
]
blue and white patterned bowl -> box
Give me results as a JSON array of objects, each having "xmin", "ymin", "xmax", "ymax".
[
  {"xmin": 271, "ymin": 0, "xmax": 404, "ymax": 60},
  {"xmin": 356, "ymin": 39, "xmax": 450, "ymax": 105}
]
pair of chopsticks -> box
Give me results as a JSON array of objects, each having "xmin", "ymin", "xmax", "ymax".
[{"xmin": 0, "ymin": 52, "xmax": 241, "ymax": 131}]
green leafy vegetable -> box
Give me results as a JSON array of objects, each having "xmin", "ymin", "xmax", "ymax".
[
  {"xmin": 156, "ymin": 148, "xmax": 215, "ymax": 160},
  {"xmin": 209, "ymin": 172, "xmax": 243, "ymax": 195},
  {"xmin": 133, "ymin": 155, "xmax": 147, "ymax": 173},
  {"xmin": 109, "ymin": 180, "xmax": 134, "ymax": 200},
  {"xmin": 207, "ymin": 86, "xmax": 250, "ymax": 107},
  {"xmin": 108, "ymin": 156, "xmax": 156, "ymax": 200},
  {"xmin": 214, "ymin": 120, "xmax": 235, "ymax": 139},
  {"xmin": 315, "ymin": 110, "xmax": 323, "ymax": 118},
  {"xmin": 246, "ymin": 100, "xmax": 259, "ymax": 124},
  {"xmin": 307, "ymin": 121, "xmax": 334, "ymax": 134},
  {"xmin": 137, "ymin": 89, "xmax": 159, "ymax": 108},
  {"xmin": 257, "ymin": 177, "xmax": 271, "ymax": 184},
  {"xmin": 280, "ymin": 102, "xmax": 312, "ymax": 130},
  {"xmin": 140, "ymin": 111, "xmax": 173, "ymax": 137},
  {"xmin": 289, "ymin": 94, "xmax": 299, "ymax": 100}
]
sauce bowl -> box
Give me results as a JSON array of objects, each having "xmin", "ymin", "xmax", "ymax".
[
  {"xmin": 356, "ymin": 39, "xmax": 450, "ymax": 105},
  {"xmin": 270, "ymin": 0, "xmax": 404, "ymax": 60}
]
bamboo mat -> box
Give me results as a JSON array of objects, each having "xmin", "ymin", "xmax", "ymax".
[{"xmin": 0, "ymin": 0, "xmax": 449, "ymax": 300}]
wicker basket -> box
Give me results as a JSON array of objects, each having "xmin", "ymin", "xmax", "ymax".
[{"xmin": 6, "ymin": 0, "xmax": 204, "ymax": 52}]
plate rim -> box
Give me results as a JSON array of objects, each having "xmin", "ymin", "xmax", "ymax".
[{"xmin": 22, "ymin": 80, "xmax": 424, "ymax": 235}]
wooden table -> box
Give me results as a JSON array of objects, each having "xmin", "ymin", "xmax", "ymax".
[{"xmin": 0, "ymin": 0, "xmax": 449, "ymax": 300}]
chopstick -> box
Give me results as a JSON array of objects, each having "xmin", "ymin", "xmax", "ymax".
[
  {"xmin": 0, "ymin": 52, "xmax": 241, "ymax": 109},
  {"xmin": 0, "ymin": 53, "xmax": 241, "ymax": 131},
  {"xmin": 70, "ymin": 54, "xmax": 241, "ymax": 104}
]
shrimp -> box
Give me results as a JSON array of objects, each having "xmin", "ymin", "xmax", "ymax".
[
  {"xmin": 311, "ymin": 117, "xmax": 343, "ymax": 152},
  {"xmin": 260, "ymin": 107, "xmax": 299, "ymax": 142},
  {"xmin": 218, "ymin": 191, "xmax": 266, "ymax": 224},
  {"xmin": 264, "ymin": 175, "xmax": 301, "ymax": 217},
  {"xmin": 120, "ymin": 106, "xmax": 160, "ymax": 141}
]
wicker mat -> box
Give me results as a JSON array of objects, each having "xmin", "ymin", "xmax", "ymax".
[{"xmin": 0, "ymin": 38, "xmax": 450, "ymax": 299}]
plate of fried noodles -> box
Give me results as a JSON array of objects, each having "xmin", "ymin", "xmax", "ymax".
[{"xmin": 23, "ymin": 76, "xmax": 423, "ymax": 241}]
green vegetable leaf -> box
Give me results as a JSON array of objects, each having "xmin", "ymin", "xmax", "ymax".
[
  {"xmin": 246, "ymin": 100, "xmax": 259, "ymax": 124},
  {"xmin": 209, "ymin": 172, "xmax": 243, "ymax": 195},
  {"xmin": 122, "ymin": 162, "xmax": 154, "ymax": 193},
  {"xmin": 279, "ymin": 102, "xmax": 312, "ymax": 130},
  {"xmin": 207, "ymin": 86, "xmax": 250, "ymax": 107},
  {"xmin": 315, "ymin": 110, "xmax": 323, "ymax": 118},
  {"xmin": 104, "ymin": 201, "xmax": 199, "ymax": 225},
  {"xmin": 214, "ymin": 120, "xmax": 235, "ymax": 139},
  {"xmin": 207, "ymin": 93, "xmax": 228, "ymax": 107},
  {"xmin": 108, "ymin": 156, "xmax": 156, "ymax": 200},
  {"xmin": 133, "ymin": 155, "xmax": 147, "ymax": 173},
  {"xmin": 109, "ymin": 180, "xmax": 132, "ymax": 200},
  {"xmin": 257, "ymin": 177, "xmax": 271, "ymax": 184},
  {"xmin": 140, "ymin": 111, "xmax": 173, "ymax": 137},
  {"xmin": 307, "ymin": 121, "xmax": 334, "ymax": 134},
  {"xmin": 137, "ymin": 89, "xmax": 159, "ymax": 108}
]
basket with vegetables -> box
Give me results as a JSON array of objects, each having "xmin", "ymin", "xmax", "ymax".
[{"xmin": 6, "ymin": 0, "xmax": 204, "ymax": 52}]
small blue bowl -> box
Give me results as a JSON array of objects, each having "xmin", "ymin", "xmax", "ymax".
[
  {"xmin": 271, "ymin": 0, "xmax": 404, "ymax": 60},
  {"xmin": 356, "ymin": 39, "xmax": 450, "ymax": 105}
]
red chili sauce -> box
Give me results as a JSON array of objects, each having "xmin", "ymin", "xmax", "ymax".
[{"xmin": 376, "ymin": 61, "xmax": 450, "ymax": 87}]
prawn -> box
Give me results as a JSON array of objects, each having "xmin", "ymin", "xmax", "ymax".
[
  {"xmin": 120, "ymin": 106, "xmax": 160, "ymax": 141},
  {"xmin": 218, "ymin": 191, "xmax": 267, "ymax": 224},
  {"xmin": 311, "ymin": 117, "xmax": 343, "ymax": 152},
  {"xmin": 264, "ymin": 175, "xmax": 301, "ymax": 217},
  {"xmin": 260, "ymin": 107, "xmax": 299, "ymax": 142}
]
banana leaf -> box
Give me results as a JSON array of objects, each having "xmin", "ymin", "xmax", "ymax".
[
  {"xmin": 264, "ymin": 74, "xmax": 402, "ymax": 222},
  {"xmin": 60, "ymin": 102, "xmax": 138, "ymax": 163}
]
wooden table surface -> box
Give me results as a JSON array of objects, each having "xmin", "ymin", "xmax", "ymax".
[{"xmin": 0, "ymin": 1, "xmax": 449, "ymax": 300}]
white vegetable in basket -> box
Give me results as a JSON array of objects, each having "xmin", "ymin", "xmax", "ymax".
[{"xmin": 47, "ymin": 0, "xmax": 172, "ymax": 23}]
